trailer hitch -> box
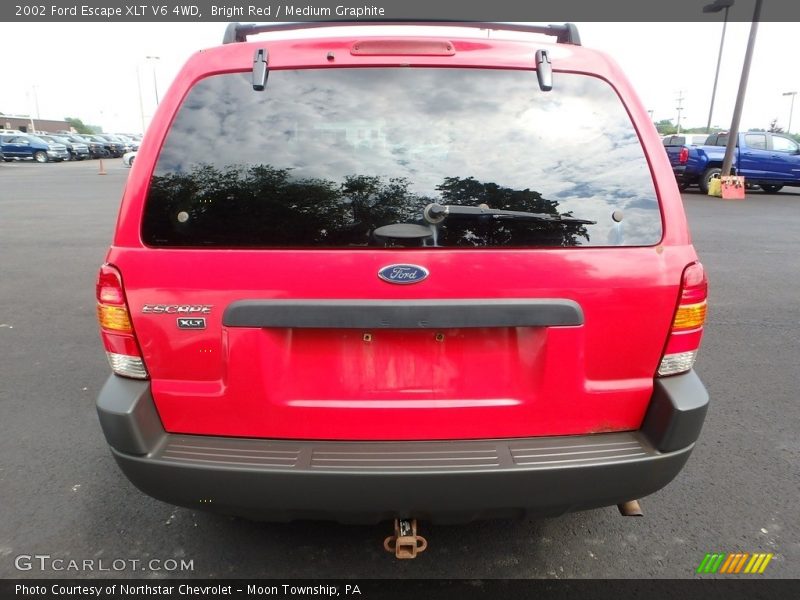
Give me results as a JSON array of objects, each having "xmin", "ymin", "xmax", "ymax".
[{"xmin": 383, "ymin": 519, "xmax": 428, "ymax": 559}]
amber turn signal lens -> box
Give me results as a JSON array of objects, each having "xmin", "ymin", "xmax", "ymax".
[
  {"xmin": 672, "ymin": 301, "xmax": 707, "ymax": 331},
  {"xmin": 97, "ymin": 304, "xmax": 132, "ymax": 333}
]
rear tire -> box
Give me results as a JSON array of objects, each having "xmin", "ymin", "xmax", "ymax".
[
  {"xmin": 34, "ymin": 151, "xmax": 48, "ymax": 163},
  {"xmin": 699, "ymin": 167, "xmax": 722, "ymax": 194},
  {"xmin": 760, "ymin": 184, "xmax": 783, "ymax": 194}
]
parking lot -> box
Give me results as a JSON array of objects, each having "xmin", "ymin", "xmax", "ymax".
[{"xmin": 0, "ymin": 158, "xmax": 798, "ymax": 579}]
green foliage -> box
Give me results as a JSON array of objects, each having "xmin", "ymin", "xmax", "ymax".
[
  {"xmin": 655, "ymin": 120, "xmax": 677, "ymax": 135},
  {"xmin": 64, "ymin": 117, "xmax": 97, "ymax": 135}
]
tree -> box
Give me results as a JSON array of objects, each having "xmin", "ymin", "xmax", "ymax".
[
  {"xmin": 655, "ymin": 119, "xmax": 677, "ymax": 135},
  {"xmin": 64, "ymin": 117, "xmax": 96, "ymax": 135}
]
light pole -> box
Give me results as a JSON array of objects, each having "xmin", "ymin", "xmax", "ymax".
[
  {"xmin": 721, "ymin": 0, "xmax": 762, "ymax": 177},
  {"xmin": 783, "ymin": 91, "xmax": 797, "ymax": 135},
  {"xmin": 136, "ymin": 65, "xmax": 146, "ymax": 133},
  {"xmin": 31, "ymin": 85, "xmax": 41, "ymax": 120},
  {"xmin": 703, "ymin": 0, "xmax": 735, "ymax": 134},
  {"xmin": 145, "ymin": 55, "xmax": 161, "ymax": 105}
]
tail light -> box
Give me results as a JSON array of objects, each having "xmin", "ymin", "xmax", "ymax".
[
  {"xmin": 678, "ymin": 147, "xmax": 689, "ymax": 165},
  {"xmin": 657, "ymin": 262, "xmax": 708, "ymax": 377},
  {"xmin": 96, "ymin": 264, "xmax": 148, "ymax": 379}
]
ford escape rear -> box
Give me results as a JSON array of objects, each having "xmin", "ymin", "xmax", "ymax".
[{"xmin": 95, "ymin": 22, "xmax": 709, "ymax": 524}]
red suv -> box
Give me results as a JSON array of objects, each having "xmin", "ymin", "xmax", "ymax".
[{"xmin": 96, "ymin": 22, "xmax": 709, "ymax": 525}]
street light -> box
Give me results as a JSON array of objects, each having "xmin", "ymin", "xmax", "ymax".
[
  {"xmin": 145, "ymin": 55, "xmax": 161, "ymax": 105},
  {"xmin": 783, "ymin": 91, "xmax": 797, "ymax": 135},
  {"xmin": 703, "ymin": 0, "xmax": 735, "ymax": 134}
]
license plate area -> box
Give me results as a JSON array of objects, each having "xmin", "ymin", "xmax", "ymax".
[{"xmin": 261, "ymin": 327, "xmax": 547, "ymax": 400}]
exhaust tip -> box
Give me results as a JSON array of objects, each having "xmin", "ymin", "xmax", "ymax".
[{"xmin": 618, "ymin": 500, "xmax": 643, "ymax": 517}]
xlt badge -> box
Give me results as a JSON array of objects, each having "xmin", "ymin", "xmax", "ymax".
[{"xmin": 177, "ymin": 318, "xmax": 206, "ymax": 330}]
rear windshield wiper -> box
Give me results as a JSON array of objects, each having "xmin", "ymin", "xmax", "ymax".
[{"xmin": 423, "ymin": 203, "xmax": 596, "ymax": 225}]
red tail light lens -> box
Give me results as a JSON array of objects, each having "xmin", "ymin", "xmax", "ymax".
[
  {"xmin": 678, "ymin": 147, "xmax": 689, "ymax": 165},
  {"xmin": 658, "ymin": 262, "xmax": 708, "ymax": 377},
  {"xmin": 96, "ymin": 264, "xmax": 148, "ymax": 379}
]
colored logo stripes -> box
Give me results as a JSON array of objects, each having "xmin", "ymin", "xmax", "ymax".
[{"xmin": 697, "ymin": 552, "xmax": 774, "ymax": 574}]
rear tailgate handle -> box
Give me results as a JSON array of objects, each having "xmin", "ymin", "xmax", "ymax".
[{"xmin": 223, "ymin": 299, "xmax": 584, "ymax": 329}]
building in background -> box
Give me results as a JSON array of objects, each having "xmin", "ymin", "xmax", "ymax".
[{"xmin": 1, "ymin": 115, "xmax": 72, "ymax": 133}]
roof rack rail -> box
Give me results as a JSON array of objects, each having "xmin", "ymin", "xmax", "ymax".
[{"xmin": 222, "ymin": 21, "xmax": 581, "ymax": 46}]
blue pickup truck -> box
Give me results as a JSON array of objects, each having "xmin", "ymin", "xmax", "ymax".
[{"xmin": 665, "ymin": 132, "xmax": 800, "ymax": 193}]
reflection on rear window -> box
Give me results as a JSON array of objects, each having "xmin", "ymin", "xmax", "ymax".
[{"xmin": 142, "ymin": 69, "xmax": 661, "ymax": 248}]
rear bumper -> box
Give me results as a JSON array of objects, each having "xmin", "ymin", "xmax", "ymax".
[
  {"xmin": 672, "ymin": 166, "xmax": 695, "ymax": 183},
  {"xmin": 96, "ymin": 372, "xmax": 708, "ymax": 523}
]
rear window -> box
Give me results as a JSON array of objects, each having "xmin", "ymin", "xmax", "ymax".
[
  {"xmin": 664, "ymin": 134, "xmax": 706, "ymax": 146},
  {"xmin": 142, "ymin": 68, "xmax": 661, "ymax": 248}
]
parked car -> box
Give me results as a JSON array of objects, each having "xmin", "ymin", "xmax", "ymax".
[
  {"xmin": 114, "ymin": 134, "xmax": 140, "ymax": 151},
  {"xmin": 101, "ymin": 133, "xmax": 134, "ymax": 154},
  {"xmin": 64, "ymin": 134, "xmax": 107, "ymax": 159},
  {"xmin": 122, "ymin": 151, "xmax": 137, "ymax": 167},
  {"xmin": 95, "ymin": 22, "xmax": 709, "ymax": 533},
  {"xmin": 86, "ymin": 134, "xmax": 125, "ymax": 158},
  {"xmin": 0, "ymin": 133, "xmax": 68, "ymax": 162},
  {"xmin": 667, "ymin": 131, "xmax": 800, "ymax": 193},
  {"xmin": 54, "ymin": 132, "xmax": 100, "ymax": 157},
  {"xmin": 37, "ymin": 134, "xmax": 90, "ymax": 161}
]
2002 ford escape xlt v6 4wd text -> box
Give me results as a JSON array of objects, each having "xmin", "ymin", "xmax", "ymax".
[{"xmin": 95, "ymin": 22, "xmax": 709, "ymax": 537}]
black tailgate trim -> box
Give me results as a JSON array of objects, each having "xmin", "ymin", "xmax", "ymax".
[{"xmin": 223, "ymin": 299, "xmax": 583, "ymax": 329}]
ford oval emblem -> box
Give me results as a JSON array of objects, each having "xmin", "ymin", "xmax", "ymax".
[{"xmin": 378, "ymin": 264, "xmax": 429, "ymax": 285}]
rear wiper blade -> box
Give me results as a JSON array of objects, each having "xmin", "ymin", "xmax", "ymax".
[{"xmin": 423, "ymin": 203, "xmax": 596, "ymax": 225}]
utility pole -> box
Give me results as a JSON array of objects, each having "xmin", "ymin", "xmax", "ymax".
[{"xmin": 676, "ymin": 91, "xmax": 685, "ymax": 134}]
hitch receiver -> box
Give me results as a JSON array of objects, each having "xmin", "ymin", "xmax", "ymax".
[{"xmin": 383, "ymin": 519, "xmax": 428, "ymax": 559}]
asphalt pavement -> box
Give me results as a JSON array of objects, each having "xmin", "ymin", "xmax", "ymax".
[{"xmin": 0, "ymin": 159, "xmax": 797, "ymax": 579}]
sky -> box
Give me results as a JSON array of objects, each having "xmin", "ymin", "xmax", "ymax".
[{"xmin": 1, "ymin": 21, "xmax": 798, "ymax": 134}]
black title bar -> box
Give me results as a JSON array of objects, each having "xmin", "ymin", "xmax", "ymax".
[{"xmin": 5, "ymin": 0, "xmax": 800, "ymax": 22}]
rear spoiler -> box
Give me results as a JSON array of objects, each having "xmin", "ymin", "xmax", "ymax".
[{"xmin": 223, "ymin": 21, "xmax": 581, "ymax": 46}]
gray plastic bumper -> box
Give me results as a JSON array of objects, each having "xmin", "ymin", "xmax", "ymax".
[{"xmin": 96, "ymin": 372, "xmax": 708, "ymax": 523}]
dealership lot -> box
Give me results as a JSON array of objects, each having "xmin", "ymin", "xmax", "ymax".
[{"xmin": 0, "ymin": 159, "xmax": 798, "ymax": 578}]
